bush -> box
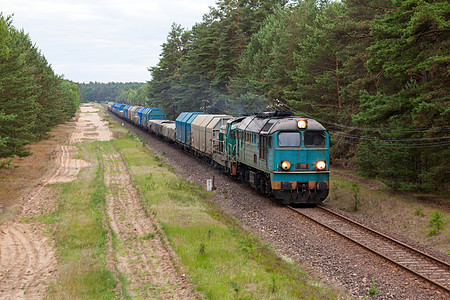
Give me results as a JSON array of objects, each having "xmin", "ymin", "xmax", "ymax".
[{"xmin": 429, "ymin": 210, "xmax": 444, "ymax": 231}]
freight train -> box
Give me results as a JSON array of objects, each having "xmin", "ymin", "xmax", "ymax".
[{"xmin": 107, "ymin": 102, "xmax": 330, "ymax": 205}]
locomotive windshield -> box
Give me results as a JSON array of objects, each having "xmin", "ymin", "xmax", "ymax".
[
  {"xmin": 278, "ymin": 132, "xmax": 301, "ymax": 147},
  {"xmin": 304, "ymin": 131, "xmax": 326, "ymax": 147}
]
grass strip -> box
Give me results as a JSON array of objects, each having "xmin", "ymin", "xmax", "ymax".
[
  {"xmin": 328, "ymin": 174, "xmax": 449, "ymax": 254},
  {"xmin": 46, "ymin": 142, "xmax": 119, "ymax": 299},
  {"xmin": 113, "ymin": 131, "xmax": 339, "ymax": 299}
]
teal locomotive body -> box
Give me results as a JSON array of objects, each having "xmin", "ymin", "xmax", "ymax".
[
  {"xmin": 107, "ymin": 102, "xmax": 329, "ymax": 205},
  {"xmin": 222, "ymin": 112, "xmax": 329, "ymax": 205}
]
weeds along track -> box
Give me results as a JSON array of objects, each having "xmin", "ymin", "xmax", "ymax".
[
  {"xmin": 102, "ymin": 148, "xmax": 196, "ymax": 299},
  {"xmin": 288, "ymin": 205, "xmax": 450, "ymax": 294},
  {"xmin": 105, "ymin": 107, "xmax": 449, "ymax": 298}
]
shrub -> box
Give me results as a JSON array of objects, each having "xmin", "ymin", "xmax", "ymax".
[{"xmin": 429, "ymin": 210, "xmax": 444, "ymax": 231}]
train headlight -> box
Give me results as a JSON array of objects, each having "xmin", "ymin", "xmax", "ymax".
[
  {"xmin": 315, "ymin": 160, "xmax": 326, "ymax": 170},
  {"xmin": 297, "ymin": 120, "xmax": 307, "ymax": 129},
  {"xmin": 281, "ymin": 161, "xmax": 291, "ymax": 171}
]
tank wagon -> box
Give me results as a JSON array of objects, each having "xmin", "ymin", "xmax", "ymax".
[{"xmin": 106, "ymin": 102, "xmax": 329, "ymax": 205}]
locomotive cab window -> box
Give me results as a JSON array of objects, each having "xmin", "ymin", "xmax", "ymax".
[
  {"xmin": 278, "ymin": 132, "xmax": 301, "ymax": 147},
  {"xmin": 304, "ymin": 131, "xmax": 326, "ymax": 147}
]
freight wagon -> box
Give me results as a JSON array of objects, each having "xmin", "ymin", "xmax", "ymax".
[{"xmin": 106, "ymin": 102, "xmax": 329, "ymax": 204}]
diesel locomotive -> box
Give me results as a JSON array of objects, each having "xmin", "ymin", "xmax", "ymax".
[{"xmin": 107, "ymin": 102, "xmax": 329, "ymax": 205}]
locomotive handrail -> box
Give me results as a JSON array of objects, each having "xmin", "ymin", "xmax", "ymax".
[
  {"xmin": 107, "ymin": 105, "xmax": 329, "ymax": 205},
  {"xmin": 272, "ymin": 170, "xmax": 330, "ymax": 174}
]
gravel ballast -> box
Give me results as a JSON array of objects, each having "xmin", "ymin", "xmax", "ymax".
[{"xmin": 110, "ymin": 112, "xmax": 448, "ymax": 300}]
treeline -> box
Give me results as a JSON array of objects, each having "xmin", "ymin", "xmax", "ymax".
[
  {"xmin": 78, "ymin": 82, "xmax": 146, "ymax": 104},
  {"xmin": 143, "ymin": 0, "xmax": 448, "ymax": 192},
  {"xmin": 0, "ymin": 14, "xmax": 80, "ymax": 160}
]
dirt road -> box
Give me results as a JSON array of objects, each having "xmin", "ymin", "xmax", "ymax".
[
  {"xmin": 102, "ymin": 149, "xmax": 196, "ymax": 298},
  {"xmin": 0, "ymin": 104, "xmax": 194, "ymax": 298}
]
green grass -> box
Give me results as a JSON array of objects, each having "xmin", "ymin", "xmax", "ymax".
[
  {"xmin": 45, "ymin": 142, "xmax": 121, "ymax": 299},
  {"xmin": 328, "ymin": 174, "xmax": 450, "ymax": 254},
  {"xmin": 113, "ymin": 134, "xmax": 338, "ymax": 299},
  {"xmin": 41, "ymin": 110, "xmax": 340, "ymax": 298}
]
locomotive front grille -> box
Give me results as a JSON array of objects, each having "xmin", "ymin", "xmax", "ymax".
[{"xmin": 296, "ymin": 163, "xmax": 309, "ymax": 169}]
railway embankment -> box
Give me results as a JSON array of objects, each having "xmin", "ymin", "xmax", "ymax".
[
  {"xmin": 1, "ymin": 103, "xmax": 447, "ymax": 299},
  {"xmin": 326, "ymin": 169, "xmax": 449, "ymax": 256},
  {"xmin": 0, "ymin": 104, "xmax": 340, "ymax": 299},
  {"xmin": 107, "ymin": 106, "xmax": 449, "ymax": 299}
]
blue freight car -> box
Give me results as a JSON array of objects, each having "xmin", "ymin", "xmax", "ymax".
[
  {"xmin": 107, "ymin": 102, "xmax": 329, "ymax": 205},
  {"xmin": 123, "ymin": 105, "xmax": 133, "ymax": 119},
  {"xmin": 141, "ymin": 107, "xmax": 165, "ymax": 126},
  {"xmin": 175, "ymin": 112, "xmax": 206, "ymax": 145}
]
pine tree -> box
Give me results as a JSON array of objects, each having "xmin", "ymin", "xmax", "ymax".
[
  {"xmin": 0, "ymin": 29, "xmax": 39, "ymax": 157},
  {"xmin": 1, "ymin": 16, "xmax": 80, "ymax": 160},
  {"xmin": 353, "ymin": 0, "xmax": 449, "ymax": 190},
  {"xmin": 147, "ymin": 23, "xmax": 189, "ymax": 119},
  {"xmin": 0, "ymin": 14, "xmax": 13, "ymax": 151}
]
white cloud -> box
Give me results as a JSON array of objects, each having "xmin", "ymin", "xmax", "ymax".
[
  {"xmin": 55, "ymin": 62, "xmax": 153, "ymax": 83},
  {"xmin": 0, "ymin": 0, "xmax": 214, "ymax": 82}
]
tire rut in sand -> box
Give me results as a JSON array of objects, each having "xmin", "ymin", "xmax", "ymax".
[
  {"xmin": 69, "ymin": 105, "xmax": 112, "ymax": 144},
  {"xmin": 0, "ymin": 104, "xmax": 105, "ymax": 299},
  {"xmin": 0, "ymin": 223, "xmax": 56, "ymax": 299},
  {"xmin": 0, "ymin": 166, "xmax": 61, "ymax": 299},
  {"xmin": 103, "ymin": 150, "xmax": 197, "ymax": 299},
  {"xmin": 46, "ymin": 145, "xmax": 90, "ymax": 185}
]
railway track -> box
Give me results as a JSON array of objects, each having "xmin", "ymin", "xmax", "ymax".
[
  {"xmin": 287, "ymin": 205, "xmax": 450, "ymax": 293},
  {"xmin": 107, "ymin": 108, "xmax": 450, "ymax": 296}
]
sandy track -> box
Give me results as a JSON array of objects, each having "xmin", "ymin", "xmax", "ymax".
[
  {"xmin": 103, "ymin": 150, "xmax": 196, "ymax": 299},
  {"xmin": 46, "ymin": 145, "xmax": 90, "ymax": 185},
  {"xmin": 0, "ymin": 156, "xmax": 63, "ymax": 299},
  {"xmin": 0, "ymin": 104, "xmax": 107, "ymax": 299},
  {"xmin": 1, "ymin": 103, "xmax": 196, "ymax": 299},
  {"xmin": 69, "ymin": 105, "xmax": 112, "ymax": 144},
  {"xmin": 0, "ymin": 223, "xmax": 56, "ymax": 299}
]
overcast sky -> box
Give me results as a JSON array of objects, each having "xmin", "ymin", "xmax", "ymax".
[{"xmin": 0, "ymin": 0, "xmax": 215, "ymax": 83}]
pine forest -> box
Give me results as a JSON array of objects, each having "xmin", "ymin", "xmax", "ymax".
[
  {"xmin": 2, "ymin": 0, "xmax": 449, "ymax": 193},
  {"xmin": 0, "ymin": 14, "xmax": 80, "ymax": 161},
  {"xmin": 139, "ymin": 0, "xmax": 449, "ymax": 193}
]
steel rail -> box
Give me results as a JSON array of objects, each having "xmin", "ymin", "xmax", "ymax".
[
  {"xmin": 287, "ymin": 205, "xmax": 450, "ymax": 294},
  {"xmin": 106, "ymin": 107, "xmax": 450, "ymax": 293}
]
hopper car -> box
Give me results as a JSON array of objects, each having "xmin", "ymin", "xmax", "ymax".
[{"xmin": 106, "ymin": 102, "xmax": 329, "ymax": 205}]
